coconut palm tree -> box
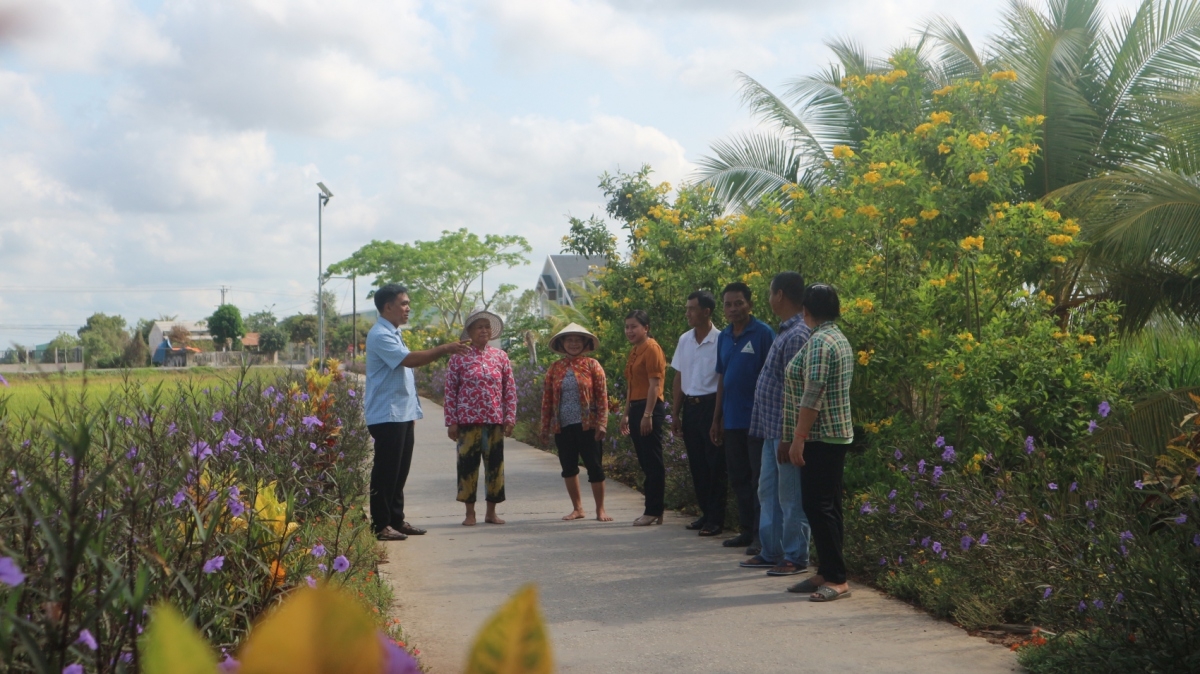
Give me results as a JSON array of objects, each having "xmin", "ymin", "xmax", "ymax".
[{"xmin": 698, "ymin": 0, "xmax": 1200, "ymax": 329}]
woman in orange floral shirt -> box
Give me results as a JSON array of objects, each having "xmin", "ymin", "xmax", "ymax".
[{"xmin": 540, "ymin": 323, "xmax": 611, "ymax": 522}]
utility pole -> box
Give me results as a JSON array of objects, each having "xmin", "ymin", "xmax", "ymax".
[
  {"xmin": 351, "ymin": 275, "xmax": 357, "ymax": 361},
  {"xmin": 220, "ymin": 285, "xmax": 230, "ymax": 305},
  {"xmin": 316, "ymin": 182, "xmax": 333, "ymax": 368}
]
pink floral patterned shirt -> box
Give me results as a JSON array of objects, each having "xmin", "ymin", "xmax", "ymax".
[{"xmin": 443, "ymin": 345, "xmax": 517, "ymax": 427}]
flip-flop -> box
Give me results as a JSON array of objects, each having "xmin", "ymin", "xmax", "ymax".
[
  {"xmin": 787, "ymin": 578, "xmax": 821, "ymax": 594},
  {"xmin": 810, "ymin": 586, "xmax": 851, "ymax": 602}
]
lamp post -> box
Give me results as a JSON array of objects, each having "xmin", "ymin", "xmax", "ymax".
[{"xmin": 316, "ymin": 182, "xmax": 333, "ymax": 368}]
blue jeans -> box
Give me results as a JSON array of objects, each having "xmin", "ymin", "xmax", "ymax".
[{"xmin": 757, "ymin": 438, "xmax": 810, "ymax": 565}]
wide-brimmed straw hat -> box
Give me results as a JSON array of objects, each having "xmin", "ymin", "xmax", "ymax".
[
  {"xmin": 550, "ymin": 323, "xmax": 598, "ymax": 355},
  {"xmin": 460, "ymin": 309, "xmax": 504, "ymax": 341}
]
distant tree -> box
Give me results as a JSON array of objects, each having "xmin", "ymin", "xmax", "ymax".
[
  {"xmin": 329, "ymin": 228, "xmax": 531, "ymax": 332},
  {"xmin": 312, "ymin": 290, "xmax": 340, "ymax": 326},
  {"xmin": 561, "ymin": 215, "xmax": 618, "ymax": 263},
  {"xmin": 166, "ymin": 324, "xmax": 191, "ymax": 347},
  {"xmin": 41, "ymin": 333, "xmax": 81, "ymax": 363},
  {"xmin": 245, "ymin": 308, "xmax": 278, "ymax": 333},
  {"xmin": 259, "ymin": 326, "xmax": 287, "ymax": 354},
  {"xmin": 122, "ymin": 334, "xmax": 150, "ymax": 368},
  {"xmin": 207, "ymin": 305, "xmax": 245, "ymax": 351},
  {"xmin": 281, "ymin": 314, "xmax": 319, "ymax": 344},
  {"xmin": 78, "ymin": 313, "xmax": 130, "ymax": 368}
]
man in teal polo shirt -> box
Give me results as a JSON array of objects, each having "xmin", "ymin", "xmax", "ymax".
[{"xmin": 711, "ymin": 282, "xmax": 775, "ymax": 552}]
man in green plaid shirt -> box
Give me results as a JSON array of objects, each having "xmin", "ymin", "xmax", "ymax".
[{"xmin": 780, "ymin": 284, "xmax": 855, "ymax": 603}]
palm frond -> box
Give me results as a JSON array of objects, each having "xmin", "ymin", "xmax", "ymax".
[
  {"xmin": 781, "ymin": 73, "xmax": 862, "ymax": 151},
  {"xmin": 996, "ymin": 0, "xmax": 1106, "ymax": 194},
  {"xmin": 1093, "ymin": 0, "xmax": 1200, "ymax": 167},
  {"xmin": 924, "ymin": 15, "xmax": 989, "ymax": 81},
  {"xmin": 826, "ymin": 37, "xmax": 875, "ymax": 77},
  {"xmin": 694, "ymin": 131, "xmax": 800, "ymax": 208},
  {"xmin": 735, "ymin": 72, "xmax": 837, "ymax": 164}
]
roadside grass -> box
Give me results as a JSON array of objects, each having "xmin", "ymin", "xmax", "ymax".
[{"xmin": 0, "ymin": 367, "xmax": 287, "ymax": 417}]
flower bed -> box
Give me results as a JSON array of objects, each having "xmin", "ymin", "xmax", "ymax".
[{"xmin": 0, "ymin": 364, "xmax": 413, "ymax": 672}]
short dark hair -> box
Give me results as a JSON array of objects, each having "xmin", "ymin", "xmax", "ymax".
[
  {"xmin": 687, "ymin": 290, "xmax": 716, "ymax": 312},
  {"xmin": 801, "ymin": 283, "xmax": 840, "ymax": 321},
  {"xmin": 770, "ymin": 272, "xmax": 806, "ymax": 306},
  {"xmin": 721, "ymin": 282, "xmax": 752, "ymax": 304},
  {"xmin": 374, "ymin": 283, "xmax": 409, "ymax": 312},
  {"xmin": 625, "ymin": 309, "xmax": 650, "ymax": 328}
]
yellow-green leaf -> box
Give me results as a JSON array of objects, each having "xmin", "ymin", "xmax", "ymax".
[
  {"xmin": 465, "ymin": 584, "xmax": 553, "ymax": 674},
  {"xmin": 238, "ymin": 586, "xmax": 382, "ymax": 674},
  {"xmin": 141, "ymin": 603, "xmax": 219, "ymax": 674}
]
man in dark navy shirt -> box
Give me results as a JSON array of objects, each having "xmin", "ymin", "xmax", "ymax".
[{"xmin": 711, "ymin": 282, "xmax": 775, "ymax": 552}]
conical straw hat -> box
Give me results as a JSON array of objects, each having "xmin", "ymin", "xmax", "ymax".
[
  {"xmin": 460, "ymin": 309, "xmax": 504, "ymax": 341},
  {"xmin": 549, "ymin": 323, "xmax": 598, "ymax": 355}
]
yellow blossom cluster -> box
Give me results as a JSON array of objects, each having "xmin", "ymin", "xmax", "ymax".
[
  {"xmin": 1061, "ymin": 220, "xmax": 1081, "ymax": 235},
  {"xmin": 857, "ymin": 204, "xmax": 882, "ymax": 218},
  {"xmin": 863, "ymin": 171, "xmax": 881, "ymax": 184},
  {"xmin": 967, "ymin": 132, "xmax": 991, "ymax": 150},
  {"xmin": 930, "ymin": 111, "xmax": 953, "ymax": 125},
  {"xmin": 1078, "ymin": 334, "xmax": 1096, "ymax": 346},
  {"xmin": 832, "ymin": 145, "xmax": 855, "ymax": 160},
  {"xmin": 857, "ymin": 349, "xmax": 875, "ymax": 366},
  {"xmin": 990, "ymin": 70, "xmax": 1019, "ymax": 82},
  {"xmin": 969, "ymin": 170, "xmax": 990, "ymax": 184},
  {"xmin": 938, "ymin": 142, "xmax": 952, "ymax": 154},
  {"xmin": 1050, "ymin": 255, "xmax": 1068, "ymax": 263},
  {"xmin": 829, "ymin": 207, "xmax": 846, "ymax": 219},
  {"xmin": 919, "ymin": 328, "xmax": 934, "ymax": 338},
  {"xmin": 933, "ymin": 84, "xmax": 957, "ymax": 97},
  {"xmin": 854, "ymin": 298, "xmax": 876, "ymax": 314},
  {"xmin": 1010, "ymin": 145, "xmax": 1036, "ymax": 164},
  {"xmin": 900, "ymin": 217, "xmax": 917, "ymax": 227},
  {"xmin": 960, "ymin": 235, "xmax": 985, "ymax": 251},
  {"xmin": 1047, "ymin": 234, "xmax": 1073, "ymax": 246}
]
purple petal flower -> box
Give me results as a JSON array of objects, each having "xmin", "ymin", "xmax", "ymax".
[
  {"xmin": 1115, "ymin": 592, "xmax": 1124, "ymax": 603},
  {"xmin": 1018, "ymin": 512, "xmax": 1028, "ymax": 523},
  {"xmin": 0, "ymin": 557, "xmax": 26, "ymax": 586},
  {"xmin": 212, "ymin": 410, "xmax": 224, "ymax": 422},
  {"xmin": 961, "ymin": 535, "xmax": 973, "ymax": 551},
  {"xmin": 893, "ymin": 449, "xmax": 903, "ymax": 460},
  {"xmin": 1134, "ymin": 480, "xmax": 1144, "ymax": 489},
  {"xmin": 312, "ymin": 544, "xmax": 326, "ymax": 558},
  {"xmin": 1120, "ymin": 530, "xmax": 1134, "ymax": 541},
  {"xmin": 979, "ymin": 533, "xmax": 988, "ymax": 545},
  {"xmin": 932, "ymin": 466, "xmax": 944, "ymax": 482},
  {"xmin": 77, "ymin": 629, "xmax": 97, "ymax": 651},
  {"xmin": 168, "ymin": 422, "xmax": 178, "ymax": 436},
  {"xmin": 191, "ymin": 442, "xmax": 212, "ymax": 461},
  {"xmin": 917, "ymin": 459, "xmax": 926, "ymax": 474},
  {"xmin": 1194, "ymin": 534, "xmax": 1200, "ymax": 547},
  {"xmin": 172, "ymin": 491, "xmax": 187, "ymax": 508},
  {"xmin": 860, "ymin": 502, "xmax": 875, "ymax": 515},
  {"xmin": 1092, "ymin": 599, "xmax": 1104, "ymax": 609},
  {"xmin": 64, "ymin": 666, "xmax": 84, "ymax": 674},
  {"xmin": 348, "ymin": 389, "xmax": 357, "ymax": 398},
  {"xmin": 943, "ymin": 509, "xmax": 953, "ymax": 519},
  {"xmin": 1174, "ymin": 514, "xmax": 1187, "ymax": 524},
  {"xmin": 332, "ymin": 555, "xmax": 350, "ymax": 573},
  {"xmin": 931, "ymin": 541, "xmax": 942, "ymax": 554},
  {"xmin": 1048, "ymin": 482, "xmax": 1058, "ymax": 490},
  {"xmin": 218, "ymin": 655, "xmax": 240, "ymax": 673},
  {"xmin": 224, "ymin": 429, "xmax": 243, "ymax": 447},
  {"xmin": 915, "ymin": 500, "xmax": 925, "ymax": 510},
  {"xmin": 1069, "ymin": 482, "xmax": 1077, "ymax": 492},
  {"xmin": 228, "ymin": 500, "xmax": 245, "ymax": 517},
  {"xmin": 1025, "ymin": 436, "xmax": 1035, "ymax": 454},
  {"xmin": 1043, "ymin": 587, "xmax": 1052, "ymax": 599},
  {"xmin": 1099, "ymin": 401, "xmax": 1111, "ymax": 418},
  {"xmin": 1120, "ymin": 545, "xmax": 1129, "ymax": 557},
  {"xmin": 302, "ymin": 416, "xmax": 324, "ymax": 429},
  {"xmin": 935, "ymin": 436, "xmax": 946, "ymax": 448},
  {"xmin": 380, "ymin": 632, "xmax": 420, "ymax": 674},
  {"xmin": 920, "ymin": 537, "xmax": 930, "ymax": 548},
  {"xmin": 306, "ymin": 575, "xmax": 317, "ymax": 588},
  {"xmin": 0, "ymin": 374, "xmax": 7, "ymax": 387},
  {"xmin": 1087, "ymin": 419, "xmax": 1099, "ymax": 434},
  {"xmin": 879, "ymin": 557, "xmax": 887, "ymax": 566},
  {"xmin": 1078, "ymin": 601, "xmax": 1087, "ymax": 612},
  {"xmin": 889, "ymin": 504, "xmax": 897, "ymax": 514},
  {"xmin": 1044, "ymin": 514, "xmax": 1053, "ymax": 521},
  {"xmin": 887, "ymin": 490, "xmax": 897, "ymax": 500},
  {"xmin": 941, "ymin": 446, "xmax": 956, "ymax": 463},
  {"xmin": 203, "ymin": 556, "xmax": 225, "ymax": 574}
]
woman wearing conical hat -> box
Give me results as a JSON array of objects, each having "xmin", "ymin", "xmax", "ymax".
[{"xmin": 540, "ymin": 323, "xmax": 612, "ymax": 522}]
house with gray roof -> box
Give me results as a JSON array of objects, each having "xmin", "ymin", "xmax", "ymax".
[{"xmin": 536, "ymin": 255, "xmax": 605, "ymax": 317}]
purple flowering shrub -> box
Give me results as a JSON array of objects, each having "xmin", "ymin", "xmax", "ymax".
[
  {"xmin": 845, "ymin": 402, "xmax": 1200, "ymax": 672},
  {"xmin": 0, "ymin": 366, "xmax": 399, "ymax": 672}
]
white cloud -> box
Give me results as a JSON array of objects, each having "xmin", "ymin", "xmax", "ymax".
[
  {"xmin": 484, "ymin": 0, "xmax": 672, "ymax": 71},
  {"xmin": 6, "ymin": 0, "xmax": 177, "ymax": 71},
  {"xmin": 0, "ymin": 70, "xmax": 48, "ymax": 129}
]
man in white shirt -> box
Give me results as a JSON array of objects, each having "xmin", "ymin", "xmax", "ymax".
[{"xmin": 670, "ymin": 290, "xmax": 726, "ymax": 536}]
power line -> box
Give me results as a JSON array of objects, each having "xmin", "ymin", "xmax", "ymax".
[{"xmin": 0, "ymin": 286, "xmax": 310, "ymax": 298}]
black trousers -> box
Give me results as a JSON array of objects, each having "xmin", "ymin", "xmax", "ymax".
[
  {"xmin": 368, "ymin": 421, "xmax": 415, "ymax": 534},
  {"xmin": 628, "ymin": 400, "xmax": 665, "ymax": 517},
  {"xmin": 555, "ymin": 423, "xmax": 605, "ymax": 483},
  {"xmin": 724, "ymin": 429, "xmax": 762, "ymax": 535},
  {"xmin": 800, "ymin": 441, "xmax": 848, "ymax": 584},
  {"xmin": 682, "ymin": 395, "xmax": 725, "ymax": 527}
]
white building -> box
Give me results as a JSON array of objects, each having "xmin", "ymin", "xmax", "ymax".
[
  {"xmin": 535, "ymin": 255, "xmax": 605, "ymax": 317},
  {"xmin": 147, "ymin": 320, "xmax": 212, "ymax": 349}
]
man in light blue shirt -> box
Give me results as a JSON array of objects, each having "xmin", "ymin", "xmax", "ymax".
[{"xmin": 366, "ymin": 283, "xmax": 468, "ymax": 541}]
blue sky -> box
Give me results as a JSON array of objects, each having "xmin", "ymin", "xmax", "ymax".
[{"xmin": 0, "ymin": 0, "xmax": 1142, "ymax": 346}]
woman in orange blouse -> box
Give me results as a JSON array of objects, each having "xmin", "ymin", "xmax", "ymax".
[
  {"xmin": 620, "ymin": 310, "xmax": 668, "ymax": 526},
  {"xmin": 540, "ymin": 323, "xmax": 611, "ymax": 522}
]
